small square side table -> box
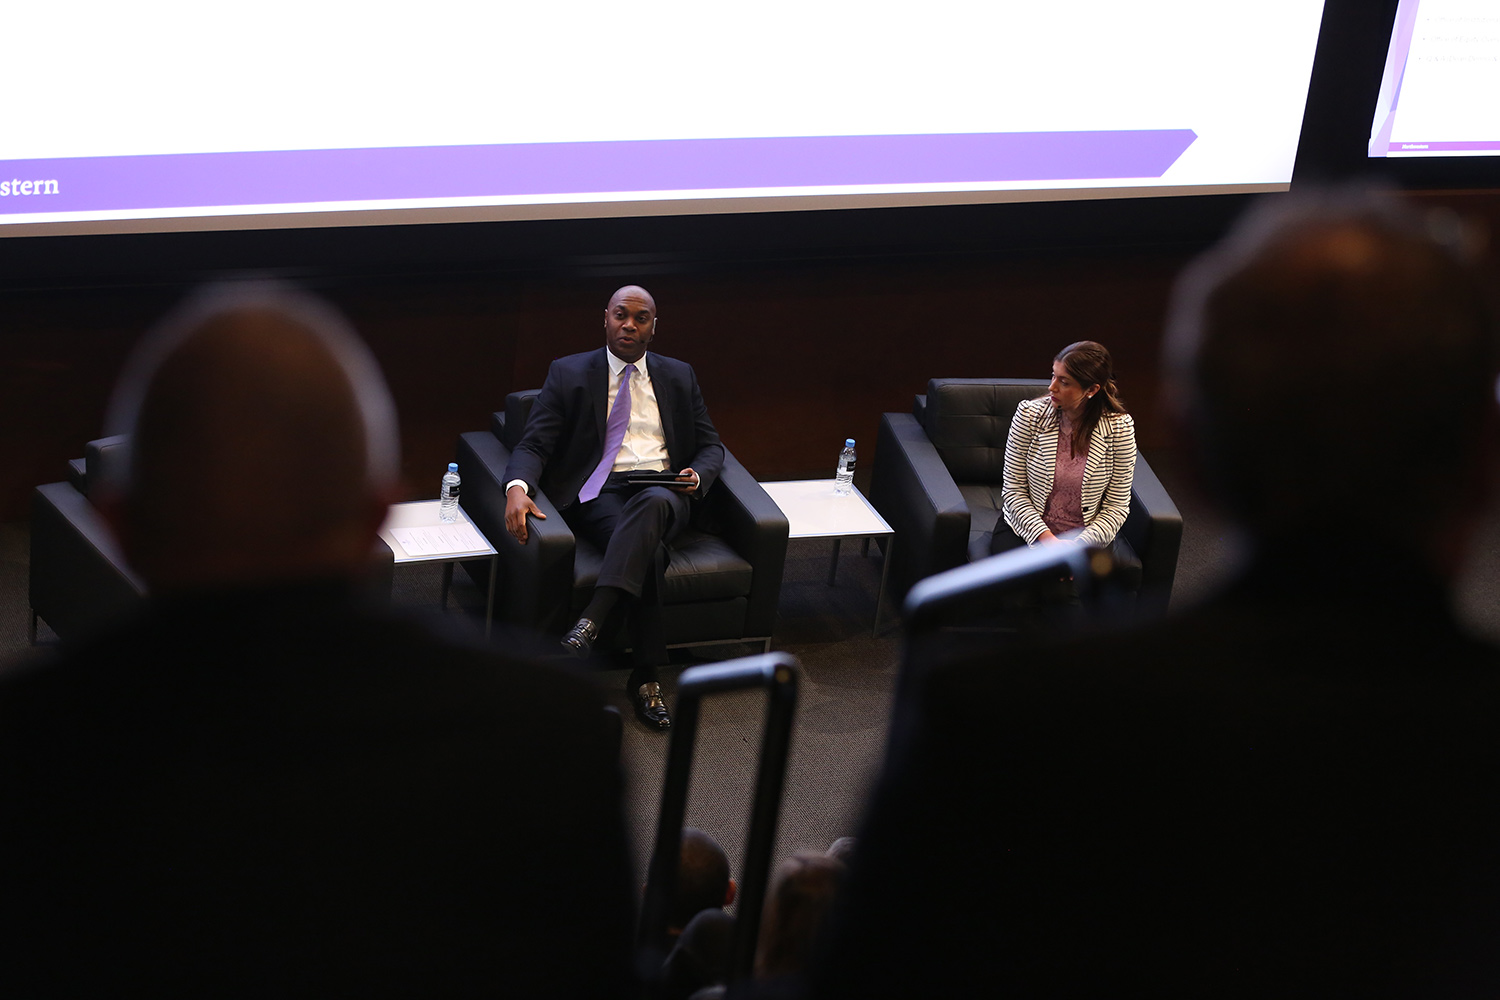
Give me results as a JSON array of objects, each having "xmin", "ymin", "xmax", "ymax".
[
  {"xmin": 378, "ymin": 501, "xmax": 499, "ymax": 638},
  {"xmin": 760, "ymin": 480, "xmax": 894, "ymax": 638}
]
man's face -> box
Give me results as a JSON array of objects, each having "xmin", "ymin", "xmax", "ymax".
[{"xmin": 604, "ymin": 290, "xmax": 656, "ymax": 363}]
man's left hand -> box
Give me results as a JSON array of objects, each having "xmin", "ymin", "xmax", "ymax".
[{"xmin": 671, "ymin": 468, "xmax": 701, "ymax": 491}]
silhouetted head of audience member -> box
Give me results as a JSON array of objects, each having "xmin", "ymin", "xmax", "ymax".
[
  {"xmin": 1164, "ymin": 189, "xmax": 1497, "ymax": 573},
  {"xmin": 754, "ymin": 851, "xmax": 848, "ymax": 980},
  {"xmin": 669, "ymin": 827, "xmax": 737, "ymax": 935},
  {"xmin": 97, "ymin": 282, "xmax": 399, "ymax": 593}
]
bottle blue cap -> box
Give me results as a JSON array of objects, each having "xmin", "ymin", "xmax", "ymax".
[
  {"xmin": 845, "ymin": 439, "xmax": 855, "ymax": 447},
  {"xmin": 448, "ymin": 463, "xmax": 458, "ymax": 471}
]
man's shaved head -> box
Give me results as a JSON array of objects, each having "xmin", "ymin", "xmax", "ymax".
[
  {"xmin": 609, "ymin": 285, "xmax": 656, "ymax": 312},
  {"xmin": 102, "ymin": 283, "xmax": 399, "ymax": 591}
]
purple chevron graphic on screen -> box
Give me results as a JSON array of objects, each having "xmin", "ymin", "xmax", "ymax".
[{"xmin": 0, "ymin": 130, "xmax": 1199, "ymax": 218}]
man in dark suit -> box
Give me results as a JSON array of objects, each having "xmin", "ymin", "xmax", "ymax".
[
  {"xmin": 0, "ymin": 285, "xmax": 637, "ymax": 998},
  {"xmin": 503, "ymin": 285, "xmax": 725, "ymax": 730},
  {"xmin": 810, "ymin": 193, "xmax": 1500, "ymax": 996}
]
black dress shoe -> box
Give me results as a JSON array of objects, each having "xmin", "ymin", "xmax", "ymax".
[
  {"xmin": 561, "ymin": 618, "xmax": 600, "ymax": 658},
  {"xmin": 632, "ymin": 682, "xmax": 672, "ymax": 731}
]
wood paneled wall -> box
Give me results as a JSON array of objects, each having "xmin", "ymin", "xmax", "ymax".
[{"xmin": 2, "ymin": 189, "xmax": 1495, "ymax": 523}]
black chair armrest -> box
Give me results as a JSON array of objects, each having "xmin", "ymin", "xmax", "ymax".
[
  {"xmin": 456, "ymin": 430, "xmax": 577, "ymax": 632},
  {"xmin": 1122, "ymin": 450, "xmax": 1183, "ymax": 619},
  {"xmin": 699, "ymin": 449, "xmax": 789, "ymax": 640},
  {"xmin": 870, "ymin": 412, "xmax": 971, "ymax": 598},
  {"xmin": 83, "ymin": 435, "xmax": 129, "ymax": 499},
  {"xmin": 29, "ymin": 482, "xmax": 145, "ymax": 642}
]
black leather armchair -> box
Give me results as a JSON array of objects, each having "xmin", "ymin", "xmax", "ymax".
[
  {"xmin": 30, "ymin": 435, "xmax": 395, "ymax": 644},
  {"xmin": 870, "ymin": 378, "xmax": 1182, "ymax": 618},
  {"xmin": 455, "ymin": 390, "xmax": 790, "ymax": 651},
  {"xmin": 30, "ymin": 436, "xmax": 145, "ymax": 643}
]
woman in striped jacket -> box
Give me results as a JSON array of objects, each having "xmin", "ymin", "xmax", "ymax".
[{"xmin": 996, "ymin": 341, "xmax": 1135, "ymax": 553}]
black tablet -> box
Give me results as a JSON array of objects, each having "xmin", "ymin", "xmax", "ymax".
[{"xmin": 625, "ymin": 471, "xmax": 691, "ymax": 485}]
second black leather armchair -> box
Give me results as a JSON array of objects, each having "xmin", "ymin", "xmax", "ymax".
[{"xmin": 870, "ymin": 378, "xmax": 1182, "ymax": 619}]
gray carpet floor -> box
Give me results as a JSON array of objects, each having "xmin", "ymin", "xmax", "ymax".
[
  {"xmin": 8, "ymin": 450, "xmax": 1500, "ymax": 895},
  {"xmin": 395, "ymin": 534, "xmax": 906, "ymax": 893}
]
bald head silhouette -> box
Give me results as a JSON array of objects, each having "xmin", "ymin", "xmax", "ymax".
[
  {"xmin": 669, "ymin": 827, "xmax": 736, "ymax": 931},
  {"xmin": 1164, "ymin": 191, "xmax": 1497, "ymax": 567},
  {"xmin": 101, "ymin": 284, "xmax": 399, "ymax": 592}
]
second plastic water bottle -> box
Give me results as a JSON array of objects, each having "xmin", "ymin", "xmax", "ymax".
[
  {"xmin": 834, "ymin": 439, "xmax": 856, "ymax": 496},
  {"xmin": 439, "ymin": 462, "xmax": 461, "ymax": 522}
]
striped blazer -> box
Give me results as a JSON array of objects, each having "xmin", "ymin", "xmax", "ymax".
[{"xmin": 1001, "ymin": 397, "xmax": 1136, "ymax": 547}]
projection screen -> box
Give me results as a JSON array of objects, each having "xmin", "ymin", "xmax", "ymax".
[
  {"xmin": 0, "ymin": 1, "xmax": 1328, "ymax": 237},
  {"xmin": 1369, "ymin": 0, "xmax": 1500, "ymax": 159}
]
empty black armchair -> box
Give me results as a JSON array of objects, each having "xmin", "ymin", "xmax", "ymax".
[
  {"xmin": 30, "ymin": 436, "xmax": 145, "ymax": 643},
  {"xmin": 456, "ymin": 390, "xmax": 790, "ymax": 650},
  {"xmin": 870, "ymin": 378, "xmax": 1182, "ymax": 618}
]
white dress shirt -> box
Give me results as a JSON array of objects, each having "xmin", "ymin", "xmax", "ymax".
[{"xmin": 604, "ymin": 350, "xmax": 670, "ymax": 473}]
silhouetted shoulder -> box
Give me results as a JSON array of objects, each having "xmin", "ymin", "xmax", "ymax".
[
  {"xmin": 820, "ymin": 563, "xmax": 1500, "ymax": 997},
  {"xmin": 0, "ymin": 586, "xmax": 635, "ymax": 998}
]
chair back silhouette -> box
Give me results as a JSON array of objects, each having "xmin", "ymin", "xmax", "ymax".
[
  {"xmin": 637, "ymin": 653, "xmax": 800, "ymax": 990},
  {"xmin": 893, "ymin": 543, "xmax": 1114, "ymax": 715}
]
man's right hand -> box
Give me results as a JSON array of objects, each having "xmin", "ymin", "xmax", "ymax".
[{"xmin": 506, "ymin": 484, "xmax": 545, "ymax": 544}]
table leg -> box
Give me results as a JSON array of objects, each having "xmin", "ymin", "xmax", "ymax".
[
  {"xmin": 862, "ymin": 537, "xmax": 870, "ymax": 557},
  {"xmin": 827, "ymin": 537, "xmax": 842, "ymax": 586},
  {"xmin": 29, "ymin": 610, "xmax": 38, "ymax": 645},
  {"xmin": 485, "ymin": 556, "xmax": 497, "ymax": 640},
  {"xmin": 873, "ymin": 536, "xmax": 893, "ymax": 639},
  {"xmin": 441, "ymin": 561, "xmax": 454, "ymax": 611}
]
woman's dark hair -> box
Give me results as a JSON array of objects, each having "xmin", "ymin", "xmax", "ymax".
[
  {"xmin": 754, "ymin": 852, "xmax": 848, "ymax": 979},
  {"xmin": 1056, "ymin": 340, "xmax": 1127, "ymax": 457}
]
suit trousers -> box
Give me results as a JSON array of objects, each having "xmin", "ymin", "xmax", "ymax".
[{"xmin": 563, "ymin": 477, "xmax": 692, "ymax": 668}]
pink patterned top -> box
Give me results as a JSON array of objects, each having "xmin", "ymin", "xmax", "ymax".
[{"xmin": 1042, "ymin": 427, "xmax": 1089, "ymax": 535}]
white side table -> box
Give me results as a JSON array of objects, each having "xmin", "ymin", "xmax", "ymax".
[
  {"xmin": 760, "ymin": 480, "xmax": 895, "ymax": 638},
  {"xmin": 378, "ymin": 501, "xmax": 499, "ymax": 638}
]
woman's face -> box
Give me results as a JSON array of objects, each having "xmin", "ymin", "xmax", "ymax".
[{"xmin": 1048, "ymin": 360, "xmax": 1095, "ymax": 418}]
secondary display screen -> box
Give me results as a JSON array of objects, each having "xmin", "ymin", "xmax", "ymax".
[
  {"xmin": 1370, "ymin": 0, "xmax": 1500, "ymax": 158},
  {"xmin": 0, "ymin": 1, "xmax": 1327, "ymax": 237}
]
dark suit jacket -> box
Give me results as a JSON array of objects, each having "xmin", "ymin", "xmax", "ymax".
[
  {"xmin": 813, "ymin": 546, "xmax": 1500, "ymax": 998},
  {"xmin": 504, "ymin": 348, "xmax": 725, "ymax": 510},
  {"xmin": 0, "ymin": 582, "xmax": 636, "ymax": 999}
]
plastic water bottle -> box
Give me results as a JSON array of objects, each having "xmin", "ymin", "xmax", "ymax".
[
  {"xmin": 834, "ymin": 439, "xmax": 856, "ymax": 496},
  {"xmin": 439, "ymin": 462, "xmax": 461, "ymax": 522}
]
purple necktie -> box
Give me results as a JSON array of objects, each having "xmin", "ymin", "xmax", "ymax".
[{"xmin": 578, "ymin": 364, "xmax": 633, "ymax": 503}]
